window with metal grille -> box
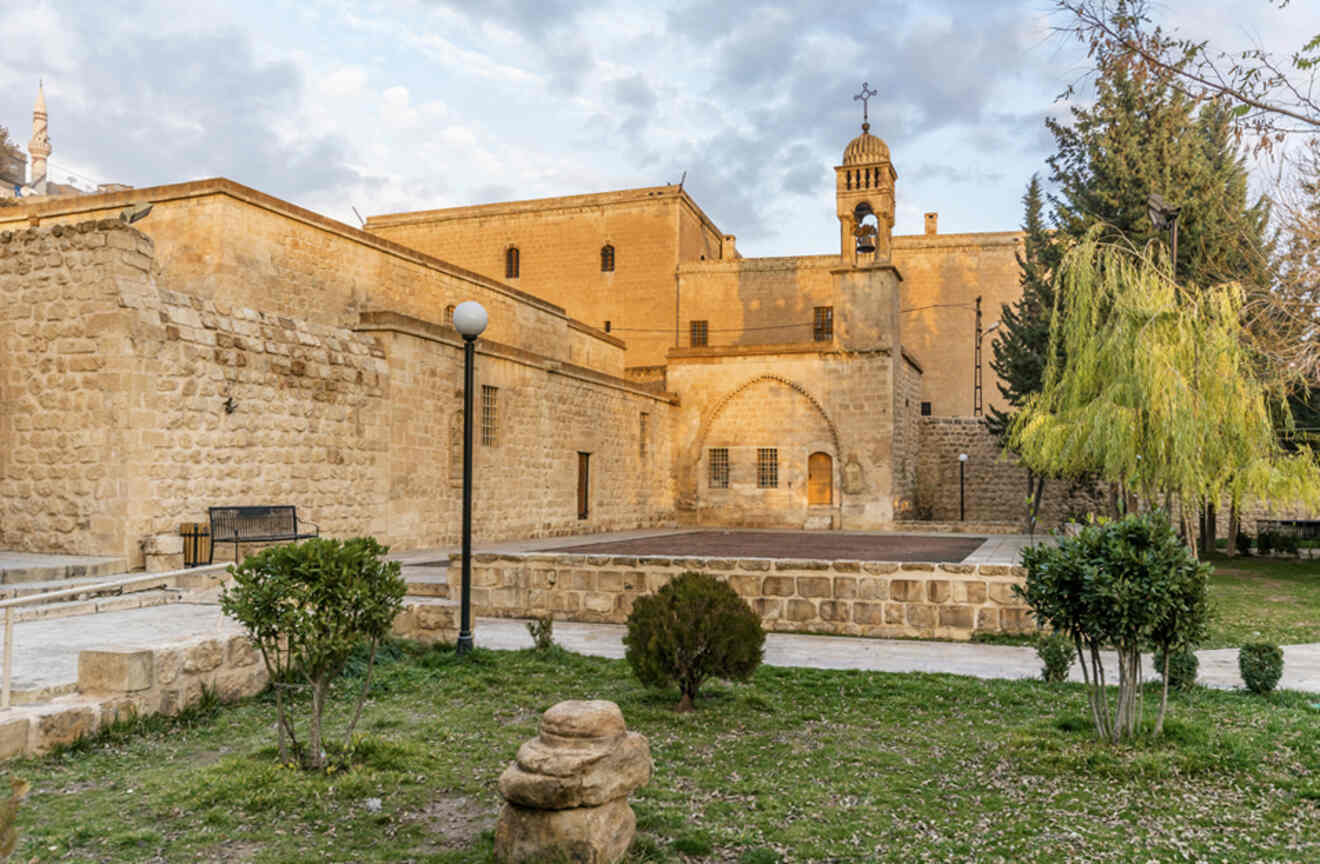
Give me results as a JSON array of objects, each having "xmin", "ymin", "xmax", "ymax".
[
  {"xmin": 920, "ymin": 401, "xmax": 932, "ymax": 416},
  {"xmin": 813, "ymin": 306, "xmax": 833, "ymax": 341},
  {"xmin": 690, "ymin": 320, "xmax": 708, "ymax": 347},
  {"xmin": 709, "ymin": 448, "xmax": 729, "ymax": 488},
  {"xmin": 505, "ymin": 247, "xmax": 520, "ymax": 279},
  {"xmin": 481, "ymin": 386, "xmax": 498, "ymax": 446},
  {"xmin": 640, "ymin": 412, "xmax": 649, "ymax": 459},
  {"xmin": 601, "ymin": 244, "xmax": 615, "ymax": 272},
  {"xmin": 757, "ymin": 448, "xmax": 778, "ymax": 488}
]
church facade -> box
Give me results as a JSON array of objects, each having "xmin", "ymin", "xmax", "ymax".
[{"xmin": 0, "ymin": 92, "xmax": 1066, "ymax": 568}]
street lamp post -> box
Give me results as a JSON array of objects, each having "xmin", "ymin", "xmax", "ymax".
[
  {"xmin": 452, "ymin": 300, "xmax": 488, "ymax": 655},
  {"xmin": 959, "ymin": 453, "xmax": 968, "ymax": 521}
]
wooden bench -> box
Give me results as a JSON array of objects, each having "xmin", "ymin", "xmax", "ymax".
[{"xmin": 207, "ymin": 506, "xmax": 320, "ymax": 565}]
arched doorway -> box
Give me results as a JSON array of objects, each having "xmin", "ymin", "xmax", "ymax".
[{"xmin": 808, "ymin": 452, "xmax": 833, "ymax": 506}]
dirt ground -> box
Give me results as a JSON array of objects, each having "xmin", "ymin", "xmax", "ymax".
[{"xmin": 549, "ymin": 531, "xmax": 986, "ymax": 563}]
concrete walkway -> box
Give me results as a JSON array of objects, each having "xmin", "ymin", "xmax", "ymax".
[
  {"xmin": 5, "ymin": 600, "xmax": 1320, "ymax": 697},
  {"xmin": 472, "ymin": 617, "xmax": 1320, "ymax": 694}
]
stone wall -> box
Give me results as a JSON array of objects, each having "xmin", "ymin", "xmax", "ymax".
[
  {"xmin": 916, "ymin": 417, "xmax": 1106, "ymax": 527},
  {"xmin": 676, "ymin": 255, "xmax": 840, "ymax": 349},
  {"xmin": 460, "ymin": 552, "xmax": 1034, "ymax": 640},
  {"xmin": 892, "ymin": 351, "xmax": 923, "ymax": 518},
  {"xmin": 366, "ymin": 186, "xmax": 725, "ymax": 366},
  {"xmin": 891, "ymin": 230, "xmax": 1024, "ymax": 417},
  {"xmin": 2, "ymin": 221, "xmax": 678, "ymax": 563},
  {"xmin": 0, "ymin": 179, "xmax": 626, "ymax": 378},
  {"xmin": 666, "ymin": 346, "xmax": 896, "ymax": 529}
]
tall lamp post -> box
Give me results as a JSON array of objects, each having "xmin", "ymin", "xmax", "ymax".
[{"xmin": 452, "ymin": 300, "xmax": 488, "ymax": 655}]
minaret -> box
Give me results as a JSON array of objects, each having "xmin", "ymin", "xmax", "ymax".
[{"xmin": 29, "ymin": 81, "xmax": 51, "ymax": 195}]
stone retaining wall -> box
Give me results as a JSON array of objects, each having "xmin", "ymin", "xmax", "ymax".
[{"xmin": 457, "ymin": 553, "xmax": 1033, "ymax": 640}]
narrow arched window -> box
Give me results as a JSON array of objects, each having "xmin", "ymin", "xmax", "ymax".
[
  {"xmin": 505, "ymin": 246, "xmax": 520, "ymax": 279},
  {"xmin": 600, "ymin": 244, "xmax": 615, "ymax": 272},
  {"xmin": 444, "ymin": 304, "xmax": 455, "ymax": 326}
]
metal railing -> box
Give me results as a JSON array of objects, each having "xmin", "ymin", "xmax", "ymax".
[{"xmin": 0, "ymin": 572, "xmax": 199, "ymax": 709}]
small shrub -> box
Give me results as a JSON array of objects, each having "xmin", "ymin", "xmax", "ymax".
[
  {"xmin": 220, "ymin": 536, "xmax": 406, "ymax": 770},
  {"xmin": 1239, "ymin": 643, "xmax": 1284, "ymax": 694},
  {"xmin": 526, "ymin": 615, "xmax": 554, "ymax": 651},
  {"xmin": 1154, "ymin": 646, "xmax": 1199, "ymax": 691},
  {"xmin": 1036, "ymin": 631, "xmax": 1076, "ymax": 683},
  {"xmin": 1235, "ymin": 531, "xmax": 1252, "ymax": 556},
  {"xmin": 1257, "ymin": 531, "xmax": 1276, "ymax": 556},
  {"xmin": 624, "ymin": 571, "xmax": 765, "ymax": 712},
  {"xmin": 1279, "ymin": 534, "xmax": 1300, "ymax": 556}
]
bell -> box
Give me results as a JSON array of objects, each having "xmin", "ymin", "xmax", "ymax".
[{"xmin": 856, "ymin": 234, "xmax": 877, "ymax": 254}]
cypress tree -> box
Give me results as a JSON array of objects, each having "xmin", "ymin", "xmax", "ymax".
[{"xmin": 988, "ymin": 175, "xmax": 1060, "ymax": 533}]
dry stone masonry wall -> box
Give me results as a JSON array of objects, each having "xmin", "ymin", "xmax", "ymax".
[{"xmin": 460, "ymin": 552, "xmax": 1033, "ymax": 640}]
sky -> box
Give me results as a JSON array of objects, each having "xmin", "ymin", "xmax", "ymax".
[{"xmin": 0, "ymin": 0, "xmax": 1315, "ymax": 257}]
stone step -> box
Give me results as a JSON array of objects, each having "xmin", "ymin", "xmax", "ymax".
[
  {"xmin": 11, "ymin": 588, "xmax": 183, "ymax": 624},
  {"xmin": 0, "ymin": 571, "xmax": 179, "ymax": 604},
  {"xmin": 0, "ymin": 556, "xmax": 129, "ymax": 585},
  {"xmin": 404, "ymin": 565, "xmax": 449, "ymax": 599}
]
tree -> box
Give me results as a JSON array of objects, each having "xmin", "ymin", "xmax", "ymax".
[
  {"xmin": 1018, "ymin": 511, "xmax": 1210, "ymax": 742},
  {"xmin": 989, "ymin": 176, "xmax": 1063, "ymax": 533},
  {"xmin": 0, "ymin": 125, "xmax": 20, "ymax": 161},
  {"xmin": 1056, "ymin": 0, "xmax": 1319, "ymax": 144},
  {"xmin": 1010, "ymin": 228, "xmax": 1320, "ymax": 546},
  {"xmin": 220, "ymin": 536, "xmax": 406, "ymax": 770}
]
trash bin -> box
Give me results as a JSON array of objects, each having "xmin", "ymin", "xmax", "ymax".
[{"xmin": 180, "ymin": 522, "xmax": 211, "ymax": 568}]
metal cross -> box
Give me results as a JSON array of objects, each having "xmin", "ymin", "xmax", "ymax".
[{"xmin": 853, "ymin": 82, "xmax": 878, "ymax": 127}]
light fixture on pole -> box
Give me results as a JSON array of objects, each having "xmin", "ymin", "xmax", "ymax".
[
  {"xmin": 452, "ymin": 300, "xmax": 488, "ymax": 655},
  {"xmin": 959, "ymin": 453, "xmax": 968, "ymax": 522}
]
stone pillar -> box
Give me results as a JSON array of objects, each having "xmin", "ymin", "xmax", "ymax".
[{"xmin": 494, "ymin": 700, "xmax": 652, "ymax": 864}]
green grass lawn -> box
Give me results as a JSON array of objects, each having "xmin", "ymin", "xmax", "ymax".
[
  {"xmin": 1204, "ymin": 552, "xmax": 1320, "ymax": 647},
  {"xmin": 10, "ymin": 641, "xmax": 1320, "ymax": 863}
]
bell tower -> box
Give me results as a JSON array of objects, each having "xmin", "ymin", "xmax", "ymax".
[{"xmin": 835, "ymin": 82, "xmax": 896, "ymax": 266}]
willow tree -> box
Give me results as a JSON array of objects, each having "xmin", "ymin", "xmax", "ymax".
[{"xmin": 1011, "ymin": 228, "xmax": 1320, "ymax": 543}]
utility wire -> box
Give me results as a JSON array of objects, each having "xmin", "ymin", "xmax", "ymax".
[{"xmin": 608, "ymin": 321, "xmax": 819, "ymax": 334}]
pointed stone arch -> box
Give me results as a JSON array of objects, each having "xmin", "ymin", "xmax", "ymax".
[{"xmin": 693, "ymin": 374, "xmax": 842, "ymax": 461}]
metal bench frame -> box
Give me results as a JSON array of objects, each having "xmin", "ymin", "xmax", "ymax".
[{"xmin": 207, "ymin": 506, "xmax": 320, "ymax": 565}]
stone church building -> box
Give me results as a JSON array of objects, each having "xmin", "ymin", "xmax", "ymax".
[{"xmin": 0, "ymin": 92, "xmax": 1061, "ymax": 567}]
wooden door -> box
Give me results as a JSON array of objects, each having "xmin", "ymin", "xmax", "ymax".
[
  {"xmin": 578, "ymin": 452, "xmax": 590, "ymax": 519},
  {"xmin": 808, "ymin": 452, "xmax": 832, "ymax": 506}
]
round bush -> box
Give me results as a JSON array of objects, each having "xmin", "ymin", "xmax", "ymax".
[
  {"xmin": 623, "ymin": 571, "xmax": 765, "ymax": 712},
  {"xmin": 1239, "ymin": 643, "xmax": 1284, "ymax": 694},
  {"xmin": 1154, "ymin": 646, "xmax": 1199, "ymax": 691},
  {"xmin": 1036, "ymin": 631, "xmax": 1076, "ymax": 683}
]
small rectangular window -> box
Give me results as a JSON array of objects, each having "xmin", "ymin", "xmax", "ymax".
[
  {"xmin": 690, "ymin": 320, "xmax": 708, "ymax": 347},
  {"xmin": 709, "ymin": 448, "xmax": 729, "ymax": 488},
  {"xmin": 640, "ymin": 412, "xmax": 649, "ymax": 459},
  {"xmin": 601, "ymin": 244, "xmax": 615, "ymax": 272},
  {"xmin": 505, "ymin": 247, "xmax": 520, "ymax": 279},
  {"xmin": 757, "ymin": 448, "xmax": 778, "ymax": 488},
  {"xmin": 920, "ymin": 401, "xmax": 932, "ymax": 416},
  {"xmin": 481, "ymin": 385, "xmax": 498, "ymax": 446},
  {"xmin": 813, "ymin": 306, "xmax": 833, "ymax": 342}
]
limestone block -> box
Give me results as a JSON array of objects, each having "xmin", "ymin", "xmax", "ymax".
[
  {"xmin": 890, "ymin": 580, "xmax": 923, "ymax": 603},
  {"xmin": 987, "ymin": 583, "xmax": 1019, "ymax": 605},
  {"xmin": 494, "ymin": 798, "xmax": 635, "ymax": 864},
  {"xmin": 417, "ymin": 605, "xmax": 457, "ymax": 631},
  {"xmin": 0, "ymin": 718, "xmax": 30, "ymax": 760},
  {"xmin": 761, "ymin": 576, "xmax": 794, "ymax": 597},
  {"xmin": 155, "ymin": 649, "xmax": 183, "ymax": 686},
  {"xmin": 938, "ymin": 606, "xmax": 973, "ymax": 630},
  {"xmin": 78, "ymin": 649, "xmax": 154, "ymax": 693},
  {"xmin": 737, "ymin": 559, "xmax": 771, "ymax": 571},
  {"xmin": 183, "ymin": 639, "xmax": 223, "ymax": 673},
  {"xmin": 977, "ymin": 607, "xmax": 999, "ymax": 631},
  {"xmin": 907, "ymin": 604, "xmax": 936, "ymax": 629},
  {"xmin": 818, "ymin": 600, "xmax": 849, "ymax": 622},
  {"xmin": 862, "ymin": 562, "xmax": 899, "ymax": 575},
  {"xmin": 725, "ymin": 573, "xmax": 759, "ymax": 596},
  {"xmin": 955, "ymin": 581, "xmax": 987, "ymax": 604},
  {"xmin": 786, "ymin": 599, "xmax": 816, "ymax": 622},
  {"xmin": 853, "ymin": 602, "xmax": 884, "ymax": 626},
  {"xmin": 596, "ymin": 571, "xmax": 625, "ymax": 592},
  {"xmin": 831, "ymin": 560, "xmax": 861, "ymax": 573},
  {"xmin": 215, "ymin": 667, "xmax": 268, "ymax": 702},
  {"xmin": 857, "ymin": 577, "xmax": 888, "ymax": 601},
  {"xmin": 226, "ymin": 635, "xmax": 259, "ymax": 668},
  {"xmin": 755, "ymin": 598, "xmax": 782, "ymax": 619},
  {"xmin": 796, "ymin": 576, "xmax": 831, "ymax": 598},
  {"xmin": 926, "ymin": 580, "xmax": 950, "ymax": 603},
  {"xmin": 31, "ymin": 704, "xmax": 98, "ymax": 752}
]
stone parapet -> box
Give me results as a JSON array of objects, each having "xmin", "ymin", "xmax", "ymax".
[{"xmin": 455, "ymin": 553, "xmax": 1033, "ymax": 641}]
